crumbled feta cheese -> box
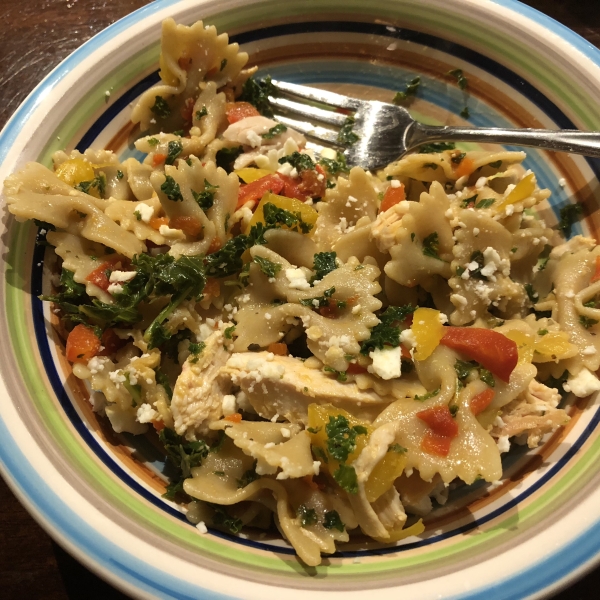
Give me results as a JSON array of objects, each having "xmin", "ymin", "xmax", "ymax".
[
  {"xmin": 369, "ymin": 346, "xmax": 401, "ymax": 380},
  {"xmin": 277, "ymin": 161, "xmax": 293, "ymax": 176},
  {"xmin": 451, "ymin": 293, "xmax": 468, "ymax": 308},
  {"xmin": 505, "ymin": 204, "xmax": 514, "ymax": 216},
  {"xmin": 496, "ymin": 435, "xmax": 510, "ymax": 453},
  {"xmin": 107, "ymin": 282, "xmax": 124, "ymax": 295},
  {"xmin": 438, "ymin": 313, "xmax": 448, "ymax": 324},
  {"xmin": 280, "ymin": 427, "xmax": 291, "ymax": 438},
  {"xmin": 134, "ymin": 202, "xmax": 154, "ymax": 223},
  {"xmin": 582, "ymin": 345, "xmax": 596, "ymax": 356},
  {"xmin": 136, "ymin": 403, "xmax": 158, "ymax": 423},
  {"xmin": 159, "ymin": 224, "xmax": 185, "ymax": 239},
  {"xmin": 196, "ymin": 521, "xmax": 208, "ymax": 534},
  {"xmin": 399, "ymin": 329, "xmax": 417, "ymax": 348},
  {"xmin": 387, "ymin": 42, "xmax": 397, "ymax": 51},
  {"xmin": 563, "ymin": 368, "xmax": 600, "ymax": 397},
  {"xmin": 473, "ymin": 227, "xmax": 480, "ymax": 236},
  {"xmin": 390, "ymin": 179, "xmax": 401, "ymax": 188},
  {"xmin": 558, "ymin": 178, "xmax": 566, "ymax": 188},
  {"xmin": 109, "ymin": 270, "xmax": 136, "ymax": 283},
  {"xmin": 475, "ymin": 176, "xmax": 487, "ymax": 189},
  {"xmin": 285, "ymin": 267, "xmax": 310, "ymax": 290},
  {"xmin": 221, "ymin": 394, "xmax": 237, "ymax": 416}
]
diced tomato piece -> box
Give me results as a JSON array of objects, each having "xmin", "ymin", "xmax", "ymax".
[
  {"xmin": 421, "ymin": 431, "xmax": 453, "ymax": 457},
  {"xmin": 149, "ymin": 216, "xmax": 169, "ymax": 230},
  {"xmin": 315, "ymin": 164, "xmax": 326, "ymax": 176},
  {"xmin": 225, "ymin": 101, "xmax": 261, "ymax": 124},
  {"xmin": 591, "ymin": 255, "xmax": 600, "ymax": 283},
  {"xmin": 267, "ymin": 342, "xmax": 288, "ymax": 356},
  {"xmin": 224, "ymin": 413, "xmax": 243, "ymax": 423},
  {"xmin": 347, "ymin": 362, "xmax": 368, "ymax": 374},
  {"xmin": 152, "ymin": 420, "xmax": 166, "ymax": 432},
  {"xmin": 169, "ymin": 216, "xmax": 203, "ymax": 237},
  {"xmin": 152, "ymin": 153, "xmax": 166, "ymax": 167},
  {"xmin": 85, "ymin": 257, "xmax": 123, "ymax": 291},
  {"xmin": 65, "ymin": 324, "xmax": 101, "ymax": 364},
  {"xmin": 380, "ymin": 184, "xmax": 406, "ymax": 212},
  {"xmin": 440, "ymin": 327, "xmax": 518, "ymax": 383},
  {"xmin": 298, "ymin": 169, "xmax": 326, "ymax": 199},
  {"xmin": 400, "ymin": 345, "xmax": 412, "ymax": 360},
  {"xmin": 203, "ymin": 278, "xmax": 221, "ymax": 298},
  {"xmin": 416, "ymin": 406, "xmax": 459, "ymax": 438},
  {"xmin": 470, "ymin": 388, "xmax": 495, "ymax": 416},
  {"xmin": 278, "ymin": 173, "xmax": 306, "ymax": 201},
  {"xmin": 98, "ymin": 328, "xmax": 126, "ymax": 356},
  {"xmin": 454, "ymin": 156, "xmax": 475, "ymax": 179},
  {"xmin": 206, "ymin": 237, "xmax": 222, "ymax": 254},
  {"xmin": 237, "ymin": 174, "xmax": 285, "ymax": 210},
  {"xmin": 318, "ymin": 299, "xmax": 340, "ymax": 319}
]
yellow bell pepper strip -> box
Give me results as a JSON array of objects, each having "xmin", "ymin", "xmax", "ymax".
[{"xmin": 411, "ymin": 307, "xmax": 446, "ymax": 361}]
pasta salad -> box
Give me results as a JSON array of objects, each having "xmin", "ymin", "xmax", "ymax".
[{"xmin": 4, "ymin": 18, "xmax": 598, "ymax": 566}]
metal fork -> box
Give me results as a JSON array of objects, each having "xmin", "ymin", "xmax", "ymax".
[{"xmin": 269, "ymin": 80, "xmax": 600, "ymax": 171}]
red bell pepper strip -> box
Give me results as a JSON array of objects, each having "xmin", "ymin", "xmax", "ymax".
[
  {"xmin": 225, "ymin": 102, "xmax": 261, "ymax": 124},
  {"xmin": 236, "ymin": 173, "xmax": 285, "ymax": 210},
  {"xmin": 470, "ymin": 388, "xmax": 495, "ymax": 416},
  {"xmin": 440, "ymin": 327, "xmax": 518, "ymax": 383}
]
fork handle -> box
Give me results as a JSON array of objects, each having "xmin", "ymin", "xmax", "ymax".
[{"xmin": 409, "ymin": 123, "xmax": 600, "ymax": 158}]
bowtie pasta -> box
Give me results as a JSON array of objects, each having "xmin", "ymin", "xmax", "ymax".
[{"xmin": 5, "ymin": 17, "xmax": 597, "ymax": 566}]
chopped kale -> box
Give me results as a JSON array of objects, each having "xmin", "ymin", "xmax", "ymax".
[
  {"xmin": 238, "ymin": 75, "xmax": 277, "ymax": 117},
  {"xmin": 479, "ymin": 368, "xmax": 495, "ymax": 388},
  {"xmin": 476, "ymin": 198, "xmax": 495, "ymax": 209},
  {"xmin": 323, "ymin": 510, "xmax": 345, "ymax": 532},
  {"xmin": 318, "ymin": 152, "xmax": 349, "ymax": 175},
  {"xmin": 312, "ymin": 445, "xmax": 329, "ymax": 464},
  {"xmin": 278, "ymin": 151, "xmax": 315, "ymax": 172},
  {"xmin": 195, "ymin": 106, "xmax": 208, "ymax": 120},
  {"xmin": 236, "ymin": 461, "xmax": 260, "ymax": 488},
  {"xmin": 188, "ymin": 341, "xmax": 206, "ymax": 363},
  {"xmin": 538, "ymin": 329, "xmax": 549, "ymax": 336},
  {"xmin": 124, "ymin": 372, "xmax": 142, "ymax": 407},
  {"xmin": 261, "ymin": 123, "xmax": 287, "ymax": 139},
  {"xmin": 360, "ymin": 304, "xmax": 416, "ymax": 355},
  {"xmin": 224, "ymin": 325, "xmax": 236, "ymax": 340},
  {"xmin": 165, "ymin": 140, "xmax": 183, "ymax": 165},
  {"xmin": 422, "ymin": 232, "xmax": 442, "ymax": 260},
  {"xmin": 325, "ymin": 415, "xmax": 366, "ymax": 463},
  {"xmin": 215, "ymin": 146, "xmax": 243, "ymax": 173},
  {"xmin": 323, "ymin": 366, "xmax": 348, "ymax": 382},
  {"xmin": 393, "ymin": 76, "xmax": 420, "ymax": 104},
  {"xmin": 150, "ymin": 95, "xmax": 171, "ymax": 118},
  {"xmin": 580, "ymin": 315, "xmax": 598, "ymax": 329},
  {"xmin": 297, "ymin": 504, "xmax": 318, "ymax": 527},
  {"xmin": 147, "ymin": 137, "xmax": 160, "ymax": 147},
  {"xmin": 558, "ymin": 203, "xmax": 583, "ymax": 238},
  {"xmin": 247, "ymin": 343, "xmax": 261, "ymax": 352},
  {"xmin": 448, "ymin": 68, "xmax": 468, "ymax": 90},
  {"xmin": 192, "ymin": 180, "xmax": 218, "ymax": 211},
  {"xmin": 418, "ymin": 142, "xmax": 456, "ymax": 153},
  {"xmin": 210, "ymin": 504, "xmax": 244, "ymax": 534},
  {"xmin": 451, "ymin": 152, "xmax": 466, "ymax": 165},
  {"xmin": 155, "ymin": 368, "xmax": 173, "ymax": 399},
  {"xmin": 388, "ymin": 443, "xmax": 407, "ymax": 454},
  {"xmin": 460, "ymin": 194, "xmax": 478, "ymax": 208},
  {"xmin": 116, "ymin": 170, "xmax": 124, "ymax": 180},
  {"xmin": 467, "ymin": 250, "xmax": 486, "ymax": 280},
  {"xmin": 337, "ymin": 117, "xmax": 359, "ymax": 145},
  {"xmin": 333, "ymin": 464, "xmax": 358, "ymax": 494},
  {"xmin": 299, "ymin": 286, "xmax": 336, "ymax": 309},
  {"xmin": 524, "ymin": 283, "xmax": 539, "ymax": 302},
  {"xmin": 460, "ymin": 106, "xmax": 470, "ymax": 118},
  {"xmin": 161, "ymin": 175, "xmax": 183, "ymax": 201},
  {"xmin": 253, "ymin": 255, "xmax": 282, "ymax": 278},
  {"xmin": 75, "ymin": 173, "xmax": 106, "ymax": 197},
  {"xmin": 312, "ymin": 252, "xmax": 338, "ymax": 282},
  {"xmin": 263, "ymin": 202, "xmax": 313, "ymax": 233},
  {"xmin": 489, "ymin": 160, "xmax": 502, "ymax": 168}
]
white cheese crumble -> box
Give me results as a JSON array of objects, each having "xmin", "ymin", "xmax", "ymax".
[
  {"xmin": 196, "ymin": 521, "xmax": 208, "ymax": 534},
  {"xmin": 399, "ymin": 328, "xmax": 417, "ymax": 349},
  {"xmin": 390, "ymin": 179, "xmax": 401, "ymax": 188},
  {"xmin": 285, "ymin": 267, "xmax": 311, "ymax": 290},
  {"xmin": 563, "ymin": 368, "xmax": 600, "ymax": 397},
  {"xmin": 368, "ymin": 346, "xmax": 401, "ymax": 380},
  {"xmin": 496, "ymin": 435, "xmax": 510, "ymax": 453},
  {"xmin": 221, "ymin": 394, "xmax": 237, "ymax": 416},
  {"xmin": 109, "ymin": 270, "xmax": 136, "ymax": 283},
  {"xmin": 107, "ymin": 283, "xmax": 124, "ymax": 295},
  {"xmin": 159, "ymin": 224, "xmax": 185, "ymax": 239},
  {"xmin": 134, "ymin": 202, "xmax": 154, "ymax": 223},
  {"xmin": 136, "ymin": 403, "xmax": 158, "ymax": 423}
]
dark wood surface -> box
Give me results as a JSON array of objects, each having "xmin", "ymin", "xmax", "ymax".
[{"xmin": 1, "ymin": 1, "xmax": 600, "ymax": 598}]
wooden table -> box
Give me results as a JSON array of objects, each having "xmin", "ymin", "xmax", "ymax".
[{"xmin": 0, "ymin": 1, "xmax": 599, "ymax": 598}]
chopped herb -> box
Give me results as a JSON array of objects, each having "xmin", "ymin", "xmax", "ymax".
[
  {"xmin": 307, "ymin": 426, "xmax": 322, "ymax": 434},
  {"xmin": 188, "ymin": 341, "xmax": 206, "ymax": 363},
  {"xmin": 75, "ymin": 174, "xmax": 106, "ymax": 197},
  {"xmin": 460, "ymin": 194, "xmax": 478, "ymax": 208},
  {"xmin": 238, "ymin": 75, "xmax": 277, "ymax": 117},
  {"xmin": 323, "ymin": 366, "xmax": 347, "ymax": 382},
  {"xmin": 467, "ymin": 250, "xmax": 486, "ymax": 280},
  {"xmin": 312, "ymin": 252, "xmax": 338, "ymax": 282},
  {"xmin": 236, "ymin": 462, "xmax": 260, "ymax": 488},
  {"xmin": 536, "ymin": 245, "xmax": 552, "ymax": 272},
  {"xmin": 337, "ymin": 117, "xmax": 359, "ymax": 146},
  {"xmin": 393, "ymin": 76, "xmax": 420, "ymax": 104},
  {"xmin": 580, "ymin": 315, "xmax": 598, "ymax": 329},
  {"xmin": 161, "ymin": 175, "xmax": 183, "ymax": 201},
  {"xmin": 388, "ymin": 443, "xmax": 407, "ymax": 454},
  {"xmin": 33, "ymin": 219, "xmax": 56, "ymax": 232},
  {"xmin": 414, "ymin": 388, "xmax": 440, "ymax": 401},
  {"xmin": 448, "ymin": 68, "xmax": 468, "ymax": 90},
  {"xmin": 192, "ymin": 180, "xmax": 218, "ymax": 211},
  {"xmin": 312, "ymin": 445, "xmax": 329, "ymax": 464},
  {"xmin": 424, "ymin": 162, "xmax": 438, "ymax": 170},
  {"xmin": 165, "ymin": 140, "xmax": 183, "ymax": 165},
  {"xmin": 524, "ymin": 283, "xmax": 539, "ymax": 302},
  {"xmin": 116, "ymin": 170, "xmax": 124, "ymax": 180},
  {"xmin": 278, "ymin": 151, "xmax": 315, "ymax": 172},
  {"xmin": 479, "ymin": 369, "xmax": 495, "ymax": 388},
  {"xmin": 449, "ymin": 404, "xmax": 459, "ymax": 417},
  {"xmin": 297, "ymin": 504, "xmax": 318, "ymax": 527},
  {"xmin": 558, "ymin": 203, "xmax": 583, "ymax": 238},
  {"xmin": 213, "ymin": 471, "xmax": 225, "ymax": 476},
  {"xmin": 173, "ymin": 129, "xmax": 184, "ymax": 137},
  {"xmin": 215, "ymin": 146, "xmax": 243, "ymax": 173},
  {"xmin": 460, "ymin": 106, "xmax": 470, "ymax": 118},
  {"xmin": 150, "ymin": 95, "xmax": 171, "ymax": 118},
  {"xmin": 418, "ymin": 142, "xmax": 456, "ymax": 153},
  {"xmin": 247, "ymin": 343, "xmax": 261, "ymax": 352},
  {"xmin": 195, "ymin": 106, "xmax": 208, "ymax": 120},
  {"xmin": 253, "ymin": 255, "xmax": 282, "ymax": 278},
  {"xmin": 147, "ymin": 137, "xmax": 160, "ymax": 147},
  {"xmin": 318, "ymin": 152, "xmax": 349, "ymax": 175},
  {"xmin": 325, "ymin": 415, "xmax": 366, "ymax": 463},
  {"xmin": 210, "ymin": 504, "xmax": 243, "ymax": 534},
  {"xmin": 538, "ymin": 329, "xmax": 549, "ymax": 336},
  {"xmin": 261, "ymin": 123, "xmax": 288, "ymax": 139},
  {"xmin": 360, "ymin": 304, "xmax": 415, "ymax": 355},
  {"xmin": 323, "ymin": 510, "xmax": 345, "ymax": 531},
  {"xmin": 422, "ymin": 232, "xmax": 442, "ymax": 260},
  {"xmin": 451, "ymin": 152, "xmax": 466, "ymax": 165},
  {"xmin": 220, "ymin": 58, "xmax": 228, "ymax": 71},
  {"xmin": 155, "ymin": 368, "xmax": 173, "ymax": 399},
  {"xmin": 333, "ymin": 464, "xmax": 358, "ymax": 494},
  {"xmin": 476, "ymin": 198, "xmax": 495, "ymax": 209},
  {"xmin": 489, "ymin": 160, "xmax": 502, "ymax": 168},
  {"xmin": 455, "ymin": 359, "xmax": 478, "ymax": 383},
  {"xmin": 299, "ymin": 286, "xmax": 335, "ymax": 309},
  {"xmin": 123, "ymin": 372, "xmax": 142, "ymax": 406}
]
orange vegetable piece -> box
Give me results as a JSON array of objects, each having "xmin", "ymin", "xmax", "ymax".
[
  {"xmin": 416, "ymin": 405, "xmax": 459, "ymax": 438},
  {"xmin": 267, "ymin": 342, "xmax": 288, "ymax": 356},
  {"xmin": 207, "ymin": 237, "xmax": 222, "ymax": 254},
  {"xmin": 169, "ymin": 216, "xmax": 203, "ymax": 237},
  {"xmin": 225, "ymin": 101, "xmax": 261, "ymax": 124},
  {"xmin": 152, "ymin": 420, "xmax": 166, "ymax": 432},
  {"xmin": 591, "ymin": 255, "xmax": 600, "ymax": 283},
  {"xmin": 203, "ymin": 278, "xmax": 220, "ymax": 298},
  {"xmin": 277, "ymin": 173, "xmax": 306, "ymax": 201},
  {"xmin": 440, "ymin": 327, "xmax": 518, "ymax": 383},
  {"xmin": 346, "ymin": 363, "xmax": 368, "ymax": 375},
  {"xmin": 380, "ymin": 184, "xmax": 406, "ymax": 212},
  {"xmin": 65, "ymin": 324, "xmax": 101, "ymax": 364},
  {"xmin": 421, "ymin": 431, "xmax": 453, "ymax": 457},
  {"xmin": 149, "ymin": 216, "xmax": 169, "ymax": 230},
  {"xmin": 152, "ymin": 153, "xmax": 166, "ymax": 167},
  {"xmin": 453, "ymin": 156, "xmax": 475, "ymax": 179},
  {"xmin": 224, "ymin": 413, "xmax": 242, "ymax": 423},
  {"xmin": 85, "ymin": 257, "xmax": 123, "ymax": 291},
  {"xmin": 470, "ymin": 388, "xmax": 495, "ymax": 416},
  {"xmin": 237, "ymin": 173, "xmax": 285, "ymax": 210}
]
